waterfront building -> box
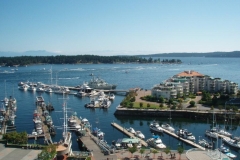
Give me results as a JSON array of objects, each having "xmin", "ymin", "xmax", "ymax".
[{"xmin": 152, "ymin": 70, "xmax": 238, "ymax": 99}]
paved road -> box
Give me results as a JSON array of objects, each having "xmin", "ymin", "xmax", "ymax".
[{"xmin": 0, "ymin": 143, "xmax": 41, "ymax": 160}]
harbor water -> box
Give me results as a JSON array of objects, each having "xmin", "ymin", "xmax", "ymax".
[{"xmin": 0, "ymin": 57, "xmax": 240, "ymax": 157}]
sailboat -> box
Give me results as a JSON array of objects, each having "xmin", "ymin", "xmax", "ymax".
[
  {"xmin": 217, "ymin": 111, "xmax": 232, "ymax": 137},
  {"xmin": 205, "ymin": 111, "xmax": 218, "ymax": 139},
  {"xmin": 56, "ymin": 100, "xmax": 73, "ymax": 157},
  {"xmin": 161, "ymin": 110, "xmax": 175, "ymax": 132}
]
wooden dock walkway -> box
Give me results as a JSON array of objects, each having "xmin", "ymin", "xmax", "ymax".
[
  {"xmin": 111, "ymin": 122, "xmax": 148, "ymax": 147},
  {"xmin": 111, "ymin": 122, "xmax": 207, "ymax": 150},
  {"xmin": 37, "ymin": 104, "xmax": 52, "ymax": 144},
  {"xmin": 161, "ymin": 127, "xmax": 206, "ymax": 150}
]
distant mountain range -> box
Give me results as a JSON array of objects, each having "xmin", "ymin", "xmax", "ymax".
[
  {"xmin": 0, "ymin": 50, "xmax": 240, "ymax": 57},
  {"xmin": 0, "ymin": 50, "xmax": 57, "ymax": 57},
  {"xmin": 140, "ymin": 51, "xmax": 240, "ymax": 57}
]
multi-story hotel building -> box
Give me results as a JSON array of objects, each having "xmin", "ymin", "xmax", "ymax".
[{"xmin": 151, "ymin": 70, "xmax": 238, "ymax": 99}]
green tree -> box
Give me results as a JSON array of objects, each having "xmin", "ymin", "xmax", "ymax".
[
  {"xmin": 177, "ymin": 146, "xmax": 184, "ymax": 160},
  {"xmin": 151, "ymin": 149, "xmax": 159, "ymax": 159},
  {"xmin": 159, "ymin": 103, "xmax": 164, "ymax": 109},
  {"xmin": 129, "ymin": 102, "xmax": 134, "ymax": 108},
  {"xmin": 139, "ymin": 102, "xmax": 143, "ymax": 108},
  {"xmin": 189, "ymin": 101, "xmax": 195, "ymax": 107},
  {"xmin": 128, "ymin": 146, "xmax": 137, "ymax": 158},
  {"xmin": 139, "ymin": 148, "xmax": 145, "ymax": 158},
  {"xmin": 147, "ymin": 103, "xmax": 150, "ymax": 108},
  {"xmin": 37, "ymin": 144, "xmax": 56, "ymax": 160},
  {"xmin": 164, "ymin": 146, "xmax": 171, "ymax": 157}
]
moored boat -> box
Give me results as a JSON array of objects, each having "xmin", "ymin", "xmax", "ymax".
[
  {"xmin": 161, "ymin": 123, "xmax": 175, "ymax": 133},
  {"xmin": 223, "ymin": 137, "xmax": 240, "ymax": 149},
  {"xmin": 146, "ymin": 135, "xmax": 166, "ymax": 149},
  {"xmin": 150, "ymin": 121, "xmax": 163, "ymax": 133}
]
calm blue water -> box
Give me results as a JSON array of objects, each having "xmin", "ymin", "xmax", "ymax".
[{"xmin": 0, "ymin": 57, "xmax": 240, "ymax": 156}]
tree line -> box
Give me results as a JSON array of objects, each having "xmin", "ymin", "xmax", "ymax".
[{"xmin": 0, "ymin": 55, "xmax": 182, "ymax": 66}]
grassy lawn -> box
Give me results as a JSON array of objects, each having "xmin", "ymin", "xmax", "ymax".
[{"xmin": 132, "ymin": 102, "xmax": 168, "ymax": 110}]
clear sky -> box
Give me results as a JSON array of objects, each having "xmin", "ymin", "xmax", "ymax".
[{"xmin": 0, "ymin": 0, "xmax": 239, "ymax": 55}]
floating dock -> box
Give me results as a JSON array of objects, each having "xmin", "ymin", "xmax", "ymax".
[
  {"xmin": 111, "ymin": 122, "xmax": 148, "ymax": 147},
  {"xmin": 161, "ymin": 127, "xmax": 206, "ymax": 150}
]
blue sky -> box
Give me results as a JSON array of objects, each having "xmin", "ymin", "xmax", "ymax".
[{"xmin": 0, "ymin": 0, "xmax": 239, "ymax": 55}]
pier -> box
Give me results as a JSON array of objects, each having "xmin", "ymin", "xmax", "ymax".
[
  {"xmin": 111, "ymin": 122, "xmax": 148, "ymax": 147},
  {"xmin": 111, "ymin": 122, "xmax": 207, "ymax": 150},
  {"xmin": 35, "ymin": 96, "xmax": 53, "ymax": 144},
  {"xmin": 161, "ymin": 127, "xmax": 206, "ymax": 150}
]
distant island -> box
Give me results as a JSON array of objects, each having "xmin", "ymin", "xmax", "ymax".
[
  {"xmin": 0, "ymin": 55, "xmax": 182, "ymax": 67},
  {"xmin": 0, "ymin": 50, "xmax": 239, "ymax": 66}
]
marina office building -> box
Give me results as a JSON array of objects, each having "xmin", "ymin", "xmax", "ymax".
[{"xmin": 151, "ymin": 70, "xmax": 239, "ymax": 99}]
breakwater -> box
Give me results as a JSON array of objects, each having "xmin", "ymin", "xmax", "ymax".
[{"xmin": 114, "ymin": 107, "xmax": 240, "ymax": 122}]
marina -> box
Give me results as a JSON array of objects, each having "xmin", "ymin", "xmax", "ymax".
[{"xmin": 0, "ymin": 58, "xmax": 240, "ymax": 159}]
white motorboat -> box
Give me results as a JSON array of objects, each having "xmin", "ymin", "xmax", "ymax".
[
  {"xmin": 127, "ymin": 127, "xmax": 136, "ymax": 134},
  {"xmin": 18, "ymin": 84, "xmax": 29, "ymax": 91},
  {"xmin": 32, "ymin": 129, "xmax": 38, "ymax": 136},
  {"xmin": 146, "ymin": 135, "xmax": 166, "ymax": 149},
  {"xmin": 36, "ymin": 87, "xmax": 45, "ymax": 92},
  {"xmin": 198, "ymin": 139, "xmax": 213, "ymax": 149},
  {"xmin": 28, "ymin": 85, "xmax": 36, "ymax": 91},
  {"xmin": 205, "ymin": 130, "xmax": 218, "ymax": 139},
  {"xmin": 114, "ymin": 138, "xmax": 141, "ymax": 149},
  {"xmin": 149, "ymin": 121, "xmax": 163, "ymax": 133},
  {"xmin": 75, "ymin": 90, "xmax": 87, "ymax": 97},
  {"xmin": 223, "ymin": 137, "xmax": 240, "ymax": 149},
  {"xmin": 177, "ymin": 129, "xmax": 195, "ymax": 141},
  {"xmin": 109, "ymin": 93, "xmax": 115, "ymax": 100},
  {"xmin": 135, "ymin": 131, "xmax": 145, "ymax": 139},
  {"xmin": 101, "ymin": 98, "xmax": 111, "ymax": 108},
  {"xmin": 219, "ymin": 145, "xmax": 237, "ymax": 159},
  {"xmin": 218, "ymin": 129, "xmax": 232, "ymax": 137},
  {"xmin": 161, "ymin": 123, "xmax": 175, "ymax": 133},
  {"xmin": 45, "ymin": 87, "xmax": 53, "ymax": 93}
]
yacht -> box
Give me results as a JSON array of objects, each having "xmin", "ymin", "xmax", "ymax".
[
  {"xmin": 45, "ymin": 87, "xmax": 53, "ymax": 93},
  {"xmin": 205, "ymin": 130, "xmax": 218, "ymax": 139},
  {"xmin": 135, "ymin": 131, "xmax": 145, "ymax": 139},
  {"xmin": 28, "ymin": 85, "xmax": 36, "ymax": 91},
  {"xmin": 127, "ymin": 127, "xmax": 136, "ymax": 134},
  {"xmin": 198, "ymin": 139, "xmax": 213, "ymax": 149},
  {"xmin": 161, "ymin": 123, "xmax": 175, "ymax": 133},
  {"xmin": 18, "ymin": 84, "xmax": 29, "ymax": 91},
  {"xmin": 149, "ymin": 121, "xmax": 163, "ymax": 133},
  {"xmin": 87, "ymin": 76, "xmax": 117, "ymax": 90},
  {"xmin": 177, "ymin": 129, "xmax": 195, "ymax": 141},
  {"xmin": 101, "ymin": 98, "xmax": 111, "ymax": 108},
  {"xmin": 217, "ymin": 129, "xmax": 232, "ymax": 137},
  {"xmin": 223, "ymin": 137, "xmax": 240, "ymax": 149},
  {"xmin": 146, "ymin": 135, "xmax": 166, "ymax": 149},
  {"xmin": 114, "ymin": 138, "xmax": 141, "ymax": 149},
  {"xmin": 109, "ymin": 93, "xmax": 115, "ymax": 100}
]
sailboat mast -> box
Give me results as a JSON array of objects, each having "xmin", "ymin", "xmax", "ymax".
[{"xmin": 50, "ymin": 66, "xmax": 52, "ymax": 85}]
